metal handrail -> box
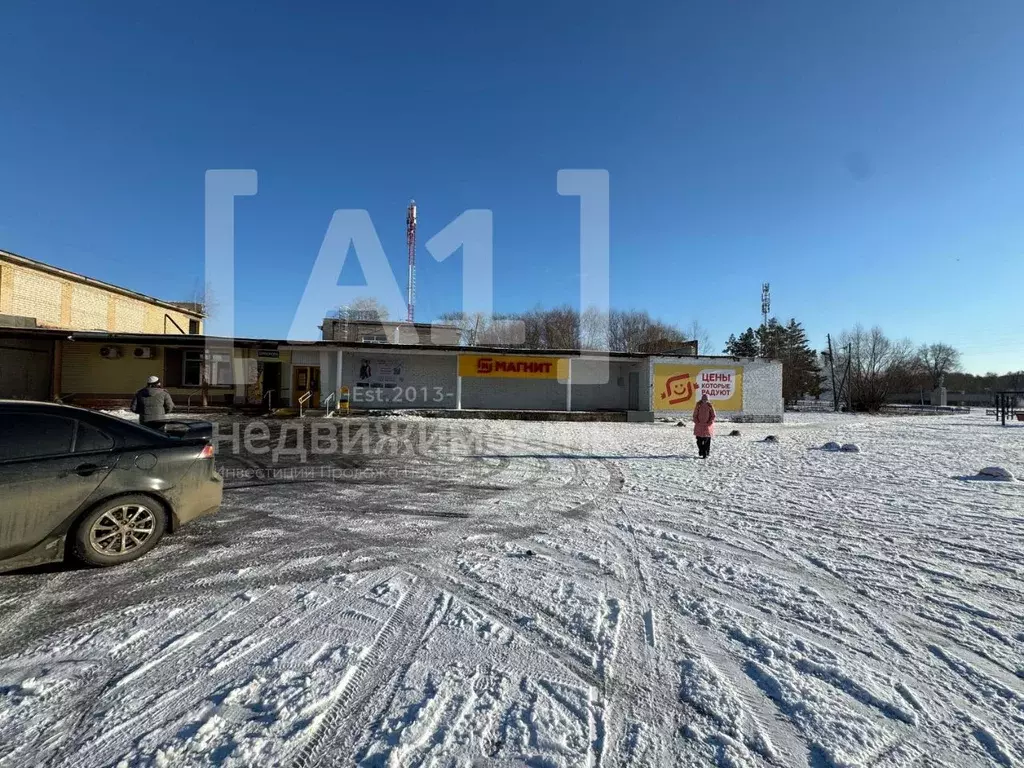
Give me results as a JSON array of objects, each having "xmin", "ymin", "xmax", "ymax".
[
  {"xmin": 322, "ymin": 392, "xmax": 335, "ymax": 416},
  {"xmin": 263, "ymin": 389, "xmax": 276, "ymax": 414},
  {"xmin": 298, "ymin": 390, "xmax": 312, "ymax": 418},
  {"xmin": 186, "ymin": 390, "xmax": 202, "ymax": 414}
]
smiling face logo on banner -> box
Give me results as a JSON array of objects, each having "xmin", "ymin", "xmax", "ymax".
[{"xmin": 661, "ymin": 373, "xmax": 696, "ymax": 406}]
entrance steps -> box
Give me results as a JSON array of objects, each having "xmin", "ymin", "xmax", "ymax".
[{"xmin": 268, "ymin": 408, "xmax": 332, "ymax": 418}]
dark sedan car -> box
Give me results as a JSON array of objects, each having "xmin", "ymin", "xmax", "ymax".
[{"xmin": 0, "ymin": 401, "xmax": 222, "ymax": 573}]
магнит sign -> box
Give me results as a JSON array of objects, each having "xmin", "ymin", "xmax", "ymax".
[{"xmin": 459, "ymin": 354, "xmax": 568, "ymax": 380}]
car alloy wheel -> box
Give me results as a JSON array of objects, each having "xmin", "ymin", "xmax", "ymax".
[{"xmin": 88, "ymin": 503, "xmax": 158, "ymax": 556}]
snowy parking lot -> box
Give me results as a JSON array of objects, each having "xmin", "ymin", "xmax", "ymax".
[{"xmin": 1, "ymin": 411, "xmax": 1022, "ymax": 767}]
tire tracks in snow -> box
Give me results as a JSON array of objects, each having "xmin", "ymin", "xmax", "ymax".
[
  {"xmin": 288, "ymin": 578, "xmax": 448, "ymax": 768},
  {"xmin": 54, "ymin": 571, "xmax": 389, "ymax": 767}
]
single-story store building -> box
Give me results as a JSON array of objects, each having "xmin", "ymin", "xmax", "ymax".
[{"xmin": 0, "ymin": 328, "xmax": 784, "ymax": 421}]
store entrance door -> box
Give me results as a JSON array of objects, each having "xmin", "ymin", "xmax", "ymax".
[{"xmin": 292, "ymin": 366, "xmax": 320, "ymax": 408}]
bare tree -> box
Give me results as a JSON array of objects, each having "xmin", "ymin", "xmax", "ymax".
[
  {"xmin": 438, "ymin": 311, "xmax": 528, "ymax": 347},
  {"xmin": 188, "ymin": 280, "xmax": 217, "ymax": 320},
  {"xmin": 606, "ymin": 309, "xmax": 690, "ymax": 353},
  {"xmin": 519, "ymin": 309, "xmax": 545, "ymax": 349},
  {"xmin": 184, "ymin": 281, "xmax": 218, "ymax": 406},
  {"xmin": 579, "ymin": 306, "xmax": 610, "ymax": 350},
  {"xmin": 610, "ymin": 310, "xmax": 653, "ymax": 353},
  {"xmin": 438, "ymin": 305, "xmax": 689, "ymax": 353},
  {"xmin": 838, "ymin": 325, "xmax": 917, "ymax": 411},
  {"xmin": 681, "ymin": 320, "xmax": 712, "ymax": 355},
  {"xmin": 917, "ymin": 343, "xmax": 962, "ymax": 389},
  {"xmin": 335, "ymin": 297, "xmax": 389, "ymax": 322},
  {"xmin": 539, "ymin": 305, "xmax": 580, "ymax": 349},
  {"xmin": 438, "ymin": 311, "xmax": 483, "ymax": 345},
  {"xmin": 476, "ymin": 315, "xmax": 526, "ymax": 346}
]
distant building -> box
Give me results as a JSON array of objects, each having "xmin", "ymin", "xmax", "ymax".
[{"xmin": 320, "ymin": 317, "xmax": 462, "ymax": 346}]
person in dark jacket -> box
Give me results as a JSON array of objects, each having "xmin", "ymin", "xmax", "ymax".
[
  {"xmin": 692, "ymin": 393, "xmax": 716, "ymax": 459},
  {"xmin": 131, "ymin": 375, "xmax": 175, "ymax": 426}
]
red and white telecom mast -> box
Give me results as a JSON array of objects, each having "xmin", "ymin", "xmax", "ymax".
[{"xmin": 406, "ymin": 200, "xmax": 417, "ymax": 323}]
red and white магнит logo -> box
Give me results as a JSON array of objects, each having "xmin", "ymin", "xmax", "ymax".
[{"xmin": 476, "ymin": 357, "xmax": 494, "ymax": 374}]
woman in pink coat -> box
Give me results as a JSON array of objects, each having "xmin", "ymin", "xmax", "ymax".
[{"xmin": 692, "ymin": 393, "xmax": 716, "ymax": 459}]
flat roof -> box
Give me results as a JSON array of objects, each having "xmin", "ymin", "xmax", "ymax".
[
  {"xmin": 0, "ymin": 326, "xmax": 772, "ymax": 361},
  {"xmin": 0, "ymin": 249, "xmax": 205, "ymax": 319},
  {"xmin": 322, "ymin": 318, "xmax": 462, "ymax": 331}
]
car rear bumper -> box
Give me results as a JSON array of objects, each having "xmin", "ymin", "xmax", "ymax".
[{"xmin": 172, "ymin": 471, "xmax": 223, "ymax": 528}]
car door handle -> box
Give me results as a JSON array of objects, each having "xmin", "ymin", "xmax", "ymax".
[{"xmin": 71, "ymin": 463, "xmax": 110, "ymax": 477}]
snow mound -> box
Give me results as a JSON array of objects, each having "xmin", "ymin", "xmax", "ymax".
[
  {"xmin": 822, "ymin": 442, "xmax": 842, "ymax": 452},
  {"xmin": 728, "ymin": 429, "xmax": 741, "ymax": 437},
  {"xmin": 762, "ymin": 435, "xmax": 779, "ymax": 443},
  {"xmin": 978, "ymin": 466, "xmax": 1015, "ymax": 481},
  {"xmin": 840, "ymin": 443, "xmax": 860, "ymax": 453}
]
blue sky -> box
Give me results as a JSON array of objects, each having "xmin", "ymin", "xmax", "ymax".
[{"xmin": 1, "ymin": 1, "xmax": 1022, "ymax": 373}]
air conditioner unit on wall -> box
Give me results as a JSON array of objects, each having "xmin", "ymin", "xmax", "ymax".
[
  {"xmin": 133, "ymin": 347, "xmax": 154, "ymax": 359},
  {"xmin": 99, "ymin": 346, "xmax": 122, "ymax": 359}
]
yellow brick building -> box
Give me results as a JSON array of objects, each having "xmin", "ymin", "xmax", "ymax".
[
  {"xmin": 0, "ymin": 249, "xmax": 206, "ymax": 401},
  {"xmin": 0, "ymin": 249, "xmax": 203, "ymax": 335}
]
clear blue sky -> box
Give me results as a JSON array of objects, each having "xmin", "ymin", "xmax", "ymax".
[{"xmin": 1, "ymin": 1, "xmax": 1021, "ymax": 373}]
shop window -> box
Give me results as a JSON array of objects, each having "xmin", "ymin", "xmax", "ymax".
[{"xmin": 183, "ymin": 350, "xmax": 233, "ymax": 387}]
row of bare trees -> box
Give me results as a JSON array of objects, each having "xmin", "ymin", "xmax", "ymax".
[
  {"xmin": 331, "ymin": 299, "xmax": 710, "ymax": 352},
  {"xmin": 944, "ymin": 369, "xmax": 1024, "ymax": 393},
  {"xmin": 438, "ymin": 307, "xmax": 711, "ymax": 353},
  {"xmin": 827, "ymin": 326, "xmax": 964, "ymax": 411},
  {"xmin": 332, "ymin": 301, "xmax": 980, "ymax": 414}
]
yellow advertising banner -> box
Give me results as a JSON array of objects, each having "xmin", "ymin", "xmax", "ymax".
[
  {"xmin": 653, "ymin": 364, "xmax": 743, "ymax": 410},
  {"xmin": 459, "ymin": 354, "xmax": 568, "ymax": 380}
]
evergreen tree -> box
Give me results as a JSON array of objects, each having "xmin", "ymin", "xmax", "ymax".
[
  {"xmin": 724, "ymin": 328, "xmax": 759, "ymax": 357},
  {"xmin": 756, "ymin": 319, "xmax": 786, "ymax": 359},
  {"xmin": 781, "ymin": 318, "xmax": 825, "ymax": 404},
  {"xmin": 723, "ymin": 317, "xmax": 825, "ymax": 405}
]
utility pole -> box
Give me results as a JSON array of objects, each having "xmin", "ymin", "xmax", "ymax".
[
  {"xmin": 844, "ymin": 343, "xmax": 853, "ymax": 412},
  {"xmin": 827, "ymin": 334, "xmax": 839, "ymax": 412},
  {"xmin": 406, "ymin": 201, "xmax": 417, "ymax": 323},
  {"xmin": 471, "ymin": 313, "xmax": 481, "ymax": 346}
]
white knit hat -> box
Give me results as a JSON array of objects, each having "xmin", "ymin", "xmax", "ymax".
[{"xmin": 147, "ymin": 375, "xmax": 160, "ymax": 385}]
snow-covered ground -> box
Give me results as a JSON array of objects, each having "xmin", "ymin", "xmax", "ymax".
[{"xmin": 1, "ymin": 411, "xmax": 1022, "ymax": 767}]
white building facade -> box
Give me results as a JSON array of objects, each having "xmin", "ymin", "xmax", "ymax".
[{"xmin": 281, "ymin": 344, "xmax": 784, "ymax": 422}]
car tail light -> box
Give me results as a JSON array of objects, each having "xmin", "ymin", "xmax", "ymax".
[{"xmin": 199, "ymin": 444, "xmax": 215, "ymax": 459}]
